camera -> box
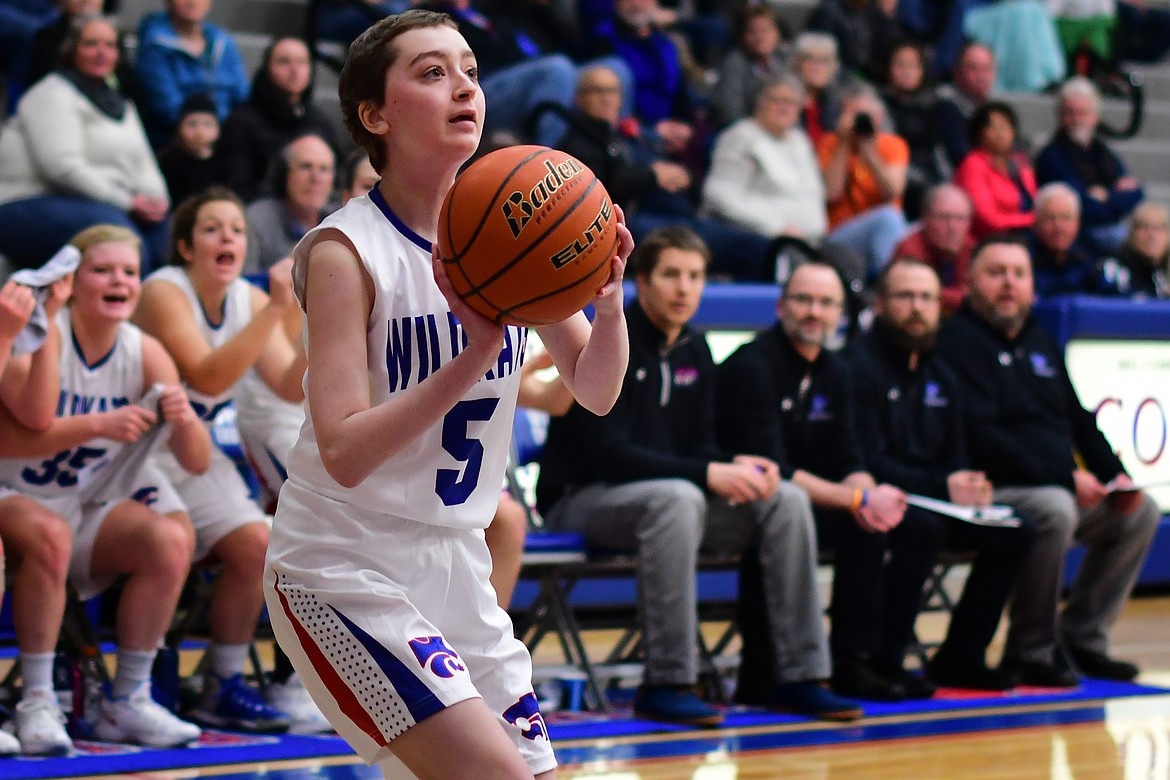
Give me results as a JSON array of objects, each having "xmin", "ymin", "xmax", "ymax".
[{"xmin": 853, "ymin": 112, "xmax": 875, "ymax": 137}]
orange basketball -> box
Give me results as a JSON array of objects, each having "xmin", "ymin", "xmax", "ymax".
[{"xmin": 438, "ymin": 145, "xmax": 618, "ymax": 326}]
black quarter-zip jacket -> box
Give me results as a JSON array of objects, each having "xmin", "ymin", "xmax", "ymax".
[
  {"xmin": 536, "ymin": 302, "xmax": 724, "ymax": 514},
  {"xmin": 935, "ymin": 301, "xmax": 1124, "ymax": 491},
  {"xmin": 715, "ymin": 323, "xmax": 865, "ymax": 482},
  {"xmin": 844, "ymin": 321, "xmax": 966, "ymax": 499}
]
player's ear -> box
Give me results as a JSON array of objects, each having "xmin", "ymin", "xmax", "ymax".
[{"xmin": 358, "ymin": 100, "xmax": 389, "ymax": 136}]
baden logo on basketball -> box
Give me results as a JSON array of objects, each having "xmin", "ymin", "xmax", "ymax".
[{"xmin": 500, "ymin": 157, "xmax": 586, "ymax": 238}]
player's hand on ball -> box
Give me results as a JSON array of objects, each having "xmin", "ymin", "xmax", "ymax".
[
  {"xmin": 592, "ymin": 204, "xmax": 632, "ymax": 316},
  {"xmin": 432, "ymin": 244, "xmax": 503, "ymax": 347}
]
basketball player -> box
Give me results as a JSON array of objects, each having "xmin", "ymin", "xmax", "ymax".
[
  {"xmin": 0, "ymin": 225, "xmax": 207, "ymax": 751},
  {"xmin": 263, "ymin": 10, "xmax": 631, "ymax": 780},
  {"xmin": 132, "ymin": 187, "xmax": 303, "ymax": 733}
]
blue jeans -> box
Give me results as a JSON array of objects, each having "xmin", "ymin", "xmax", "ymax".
[
  {"xmin": 828, "ymin": 204, "xmax": 909, "ymax": 279},
  {"xmin": 481, "ymin": 55, "xmax": 633, "ymax": 148},
  {"xmin": 0, "ymin": 195, "xmax": 170, "ymax": 275}
]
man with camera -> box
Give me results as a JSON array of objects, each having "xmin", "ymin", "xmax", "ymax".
[{"xmin": 818, "ymin": 83, "xmax": 910, "ymax": 278}]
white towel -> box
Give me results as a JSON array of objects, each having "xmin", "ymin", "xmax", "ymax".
[
  {"xmin": 81, "ymin": 383, "xmax": 171, "ymax": 505},
  {"xmin": 9, "ymin": 244, "xmax": 82, "ymax": 356}
]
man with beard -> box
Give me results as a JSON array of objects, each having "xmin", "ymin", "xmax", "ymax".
[
  {"xmin": 845, "ymin": 257, "xmax": 1034, "ymax": 692},
  {"xmin": 715, "ymin": 261, "xmax": 910, "ymax": 702},
  {"xmin": 1035, "ymin": 77, "xmax": 1143, "ymax": 255},
  {"xmin": 937, "ymin": 234, "xmax": 1161, "ymax": 686}
]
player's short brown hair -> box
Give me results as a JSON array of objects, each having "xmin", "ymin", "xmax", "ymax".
[
  {"xmin": 339, "ymin": 9, "xmax": 458, "ymax": 172},
  {"xmin": 629, "ymin": 225, "xmax": 712, "ymax": 279}
]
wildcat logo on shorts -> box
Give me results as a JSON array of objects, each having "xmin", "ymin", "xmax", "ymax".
[
  {"xmin": 502, "ymin": 693, "xmax": 547, "ymax": 741},
  {"xmin": 132, "ymin": 486, "xmax": 160, "ymax": 506},
  {"xmin": 408, "ymin": 636, "xmax": 465, "ymax": 679}
]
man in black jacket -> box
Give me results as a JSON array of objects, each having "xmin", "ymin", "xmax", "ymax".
[
  {"xmin": 846, "ymin": 257, "xmax": 1033, "ymax": 691},
  {"xmin": 937, "ymin": 234, "xmax": 1161, "ymax": 685},
  {"xmin": 537, "ymin": 227, "xmax": 861, "ymax": 725},
  {"xmin": 715, "ymin": 261, "xmax": 910, "ymax": 702}
]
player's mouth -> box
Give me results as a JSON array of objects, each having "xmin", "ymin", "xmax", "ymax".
[
  {"xmin": 216, "ymin": 252, "xmax": 237, "ymax": 267},
  {"xmin": 102, "ymin": 293, "xmax": 129, "ymax": 304},
  {"xmin": 449, "ymin": 110, "xmax": 477, "ymax": 127}
]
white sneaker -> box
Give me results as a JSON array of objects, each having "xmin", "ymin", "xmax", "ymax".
[
  {"xmin": 94, "ymin": 683, "xmax": 202, "ymax": 748},
  {"xmin": 0, "ymin": 724, "xmax": 20, "ymax": 756},
  {"xmin": 266, "ymin": 675, "xmax": 334, "ymax": 735},
  {"xmin": 14, "ymin": 694, "xmax": 72, "ymax": 756}
]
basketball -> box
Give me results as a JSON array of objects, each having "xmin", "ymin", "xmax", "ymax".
[{"xmin": 438, "ymin": 145, "xmax": 618, "ymax": 326}]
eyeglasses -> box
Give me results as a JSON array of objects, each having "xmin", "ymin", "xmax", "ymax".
[
  {"xmin": 785, "ymin": 293, "xmax": 843, "ymax": 309},
  {"xmin": 1134, "ymin": 221, "xmax": 1169, "ymax": 231},
  {"xmin": 886, "ymin": 290, "xmax": 940, "ymax": 304},
  {"xmin": 580, "ymin": 85, "xmax": 622, "ymax": 96}
]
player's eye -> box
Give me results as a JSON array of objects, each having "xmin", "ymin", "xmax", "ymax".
[
  {"xmin": 466, "ymin": 66, "xmax": 479, "ymax": 81},
  {"xmin": 424, "ymin": 66, "xmax": 443, "ymax": 78}
]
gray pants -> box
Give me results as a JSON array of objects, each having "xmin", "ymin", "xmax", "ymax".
[
  {"xmin": 995, "ymin": 485, "xmax": 1161, "ymax": 664},
  {"xmin": 545, "ymin": 479, "xmax": 830, "ymax": 686}
]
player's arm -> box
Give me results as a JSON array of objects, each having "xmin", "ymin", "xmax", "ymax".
[
  {"xmin": 0, "ymin": 275, "xmax": 72, "ymax": 430},
  {"xmin": 142, "ymin": 333, "xmax": 211, "ymax": 475},
  {"xmin": 132, "ymin": 277, "xmax": 290, "ymax": 397},
  {"xmin": 304, "ymin": 233, "xmax": 504, "ymax": 488},
  {"xmin": 536, "ymin": 206, "xmax": 633, "ymax": 415},
  {"xmin": 0, "ymin": 395, "xmax": 156, "ymax": 458},
  {"xmin": 249, "ymin": 264, "xmax": 307, "ymax": 403}
]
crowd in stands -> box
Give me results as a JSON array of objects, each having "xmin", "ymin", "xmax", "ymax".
[{"xmin": 0, "ymin": 0, "xmax": 1167, "ymax": 757}]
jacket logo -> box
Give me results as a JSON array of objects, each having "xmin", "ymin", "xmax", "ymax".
[{"xmin": 1030, "ymin": 352, "xmax": 1057, "ymax": 378}]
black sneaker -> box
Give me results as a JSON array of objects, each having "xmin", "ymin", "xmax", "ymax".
[
  {"xmin": 1066, "ymin": 647, "xmax": 1139, "ymax": 682},
  {"xmin": 831, "ymin": 658, "xmax": 906, "ymax": 702},
  {"xmin": 929, "ymin": 651, "xmax": 1017, "ymax": 691},
  {"xmin": 873, "ymin": 662, "xmax": 937, "ymax": 700},
  {"xmin": 1003, "ymin": 660, "xmax": 1079, "ymax": 689}
]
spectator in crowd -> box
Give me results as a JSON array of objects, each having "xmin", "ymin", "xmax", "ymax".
[
  {"xmin": 556, "ymin": 64, "xmax": 776, "ymax": 280},
  {"xmin": 954, "ymin": 101, "xmax": 1036, "ymax": 240},
  {"xmin": 937, "ymin": 234, "xmax": 1161, "ymax": 686},
  {"xmin": 962, "ymin": 0, "xmax": 1066, "ymax": 92},
  {"xmin": 538, "ymin": 227, "xmax": 862, "ymax": 724},
  {"xmin": 845, "ymin": 257, "xmax": 1033, "ymax": 692},
  {"xmin": 709, "ymin": 5, "xmax": 788, "ymax": 129},
  {"xmin": 0, "ymin": 0, "xmax": 56, "ymax": 98},
  {"xmin": 24, "ymin": 0, "xmax": 128, "ymax": 96},
  {"xmin": 1030, "ymin": 182, "xmax": 1098, "ymax": 297},
  {"xmin": 341, "ymin": 149, "xmax": 379, "ymax": 203},
  {"xmin": 792, "ymin": 32, "xmax": 850, "ymax": 148},
  {"xmin": 133, "ymin": 187, "xmax": 304, "ymax": 733},
  {"xmin": 218, "ymin": 37, "xmax": 341, "ymax": 202},
  {"xmin": 585, "ymin": 0, "xmax": 698, "ymax": 156},
  {"xmin": 1098, "ymin": 202, "xmax": 1170, "ymax": 299},
  {"xmin": 806, "ymin": 0, "xmax": 906, "ymax": 82},
  {"xmin": 0, "ymin": 226, "xmax": 209, "ymax": 751},
  {"xmin": 244, "ymin": 134, "xmax": 337, "ymax": 273},
  {"xmin": 313, "ymin": 0, "xmax": 409, "ymax": 45},
  {"xmin": 891, "ymin": 183, "xmax": 975, "ymax": 313},
  {"xmin": 0, "ymin": 14, "xmax": 171, "ymax": 273},
  {"xmin": 1049, "ymin": 0, "xmax": 1118, "ymax": 71},
  {"xmin": 420, "ymin": 0, "xmax": 627, "ymax": 150},
  {"xmin": 897, "ymin": 0, "xmax": 984, "ymax": 78},
  {"xmin": 701, "ymin": 72, "xmax": 866, "ymax": 287},
  {"xmin": 715, "ymin": 261, "xmax": 908, "ymax": 703},
  {"xmin": 1035, "ymin": 77, "xmax": 1144, "ymax": 255},
  {"xmin": 0, "ymin": 271, "xmax": 74, "ymax": 756},
  {"xmin": 817, "ymin": 83, "xmax": 910, "ymax": 278},
  {"xmin": 134, "ymin": 0, "xmax": 249, "ymax": 146},
  {"xmin": 880, "ymin": 40, "xmax": 947, "ymax": 219},
  {"xmin": 934, "ymin": 42, "xmax": 996, "ymax": 170},
  {"xmin": 157, "ymin": 93, "xmax": 224, "ymax": 207}
]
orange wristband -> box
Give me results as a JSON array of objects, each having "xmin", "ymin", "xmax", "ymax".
[{"xmin": 850, "ymin": 488, "xmax": 864, "ymax": 511}]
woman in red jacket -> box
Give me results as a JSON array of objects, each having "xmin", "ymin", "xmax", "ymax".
[{"xmin": 953, "ymin": 101, "xmax": 1037, "ymax": 239}]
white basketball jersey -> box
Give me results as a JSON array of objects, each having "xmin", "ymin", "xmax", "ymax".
[
  {"xmin": 144, "ymin": 265, "xmax": 254, "ymax": 424},
  {"xmin": 284, "ymin": 189, "xmax": 526, "ymax": 529},
  {"xmin": 0, "ymin": 308, "xmax": 145, "ymax": 498}
]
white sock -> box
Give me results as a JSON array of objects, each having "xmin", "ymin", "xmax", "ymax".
[
  {"xmin": 20, "ymin": 653, "xmax": 55, "ymax": 699},
  {"xmin": 113, "ymin": 648, "xmax": 157, "ymax": 699},
  {"xmin": 208, "ymin": 643, "xmax": 249, "ymax": 680}
]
